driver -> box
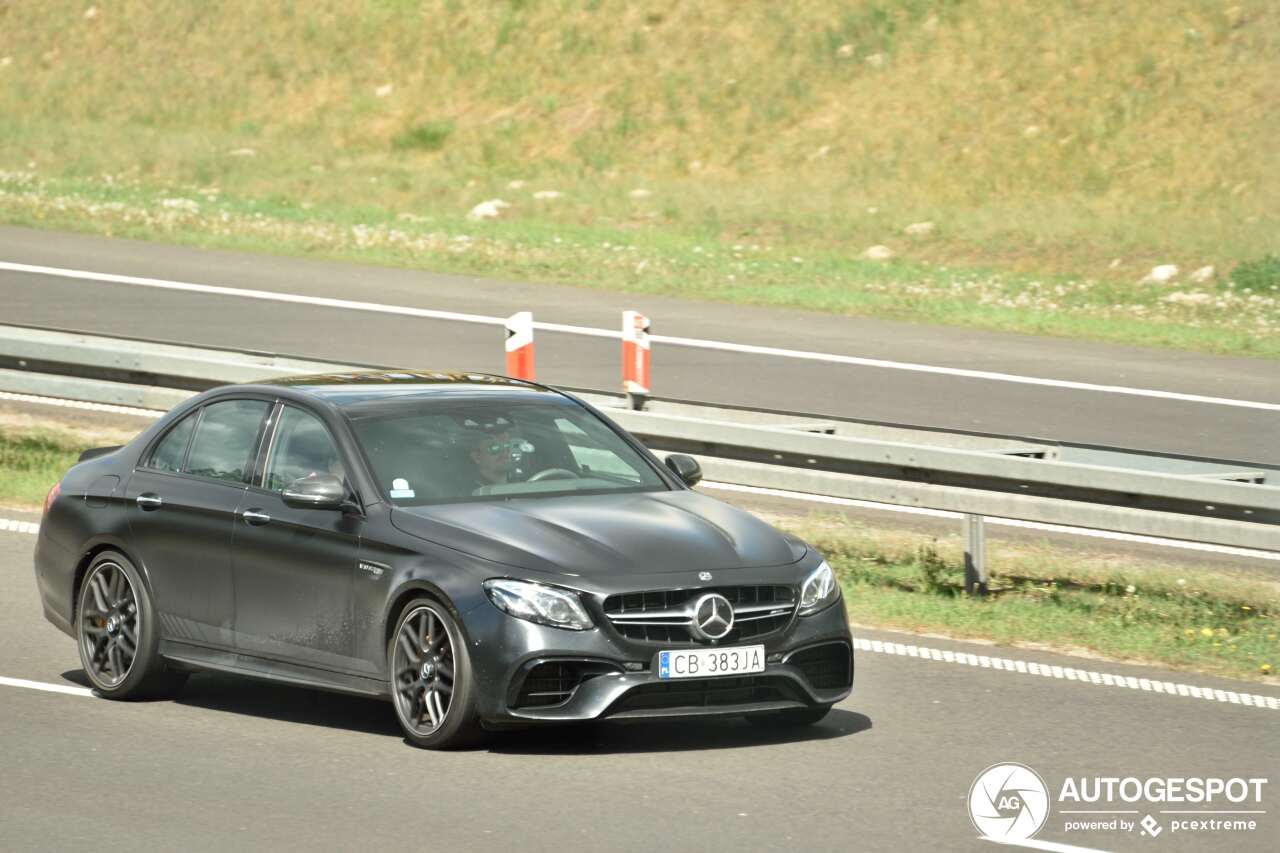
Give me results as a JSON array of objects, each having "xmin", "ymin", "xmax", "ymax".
[{"xmin": 468, "ymin": 428, "xmax": 516, "ymax": 487}]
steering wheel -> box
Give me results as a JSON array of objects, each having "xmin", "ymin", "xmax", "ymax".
[{"xmin": 527, "ymin": 467, "xmax": 580, "ymax": 482}]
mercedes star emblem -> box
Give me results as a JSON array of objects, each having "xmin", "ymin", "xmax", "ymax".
[{"xmin": 691, "ymin": 593, "xmax": 734, "ymax": 641}]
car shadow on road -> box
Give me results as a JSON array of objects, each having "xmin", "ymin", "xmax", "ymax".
[
  {"xmin": 484, "ymin": 709, "xmax": 872, "ymax": 755},
  {"xmin": 61, "ymin": 668, "xmax": 871, "ymax": 752},
  {"xmin": 62, "ymin": 669, "xmax": 402, "ymax": 736}
]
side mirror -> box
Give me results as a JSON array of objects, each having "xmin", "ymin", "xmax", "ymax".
[
  {"xmin": 664, "ymin": 454, "xmax": 702, "ymax": 488},
  {"xmin": 282, "ymin": 473, "xmax": 348, "ymax": 510}
]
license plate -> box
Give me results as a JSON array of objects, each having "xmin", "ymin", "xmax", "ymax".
[{"xmin": 657, "ymin": 644, "xmax": 765, "ymax": 680}]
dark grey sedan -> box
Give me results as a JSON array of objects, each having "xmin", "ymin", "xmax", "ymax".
[{"xmin": 34, "ymin": 371, "xmax": 853, "ymax": 748}]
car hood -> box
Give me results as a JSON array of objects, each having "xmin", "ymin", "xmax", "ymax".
[{"xmin": 389, "ymin": 490, "xmax": 805, "ymax": 579}]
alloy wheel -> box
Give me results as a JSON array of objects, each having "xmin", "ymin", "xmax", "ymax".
[
  {"xmin": 392, "ymin": 605, "xmax": 456, "ymax": 735},
  {"xmin": 79, "ymin": 561, "xmax": 139, "ymax": 687}
]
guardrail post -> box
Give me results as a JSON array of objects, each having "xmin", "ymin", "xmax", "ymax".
[{"xmin": 963, "ymin": 514, "xmax": 988, "ymax": 597}]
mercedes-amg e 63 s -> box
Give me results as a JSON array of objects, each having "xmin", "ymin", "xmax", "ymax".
[{"xmin": 34, "ymin": 372, "xmax": 854, "ymax": 748}]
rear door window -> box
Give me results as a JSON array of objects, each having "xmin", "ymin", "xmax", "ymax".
[{"xmin": 183, "ymin": 400, "xmax": 271, "ymax": 483}]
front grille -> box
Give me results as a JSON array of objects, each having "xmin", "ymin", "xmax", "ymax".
[
  {"xmin": 512, "ymin": 661, "xmax": 618, "ymax": 709},
  {"xmin": 606, "ymin": 675, "xmax": 799, "ymax": 715},
  {"xmin": 602, "ymin": 585, "xmax": 796, "ymax": 645},
  {"xmin": 787, "ymin": 642, "xmax": 853, "ymax": 690}
]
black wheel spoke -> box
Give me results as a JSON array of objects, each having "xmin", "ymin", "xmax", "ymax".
[
  {"xmin": 425, "ymin": 689, "xmax": 443, "ymax": 728},
  {"xmin": 397, "ymin": 630, "xmax": 420, "ymax": 663},
  {"xmin": 436, "ymin": 660, "xmax": 453, "ymax": 681},
  {"xmin": 89, "ymin": 574, "xmax": 110, "ymax": 614},
  {"xmin": 107, "ymin": 642, "xmax": 123, "ymax": 679}
]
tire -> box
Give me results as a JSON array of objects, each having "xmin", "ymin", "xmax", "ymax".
[
  {"xmin": 745, "ymin": 704, "xmax": 833, "ymax": 728},
  {"xmin": 76, "ymin": 551, "xmax": 187, "ymax": 700},
  {"xmin": 388, "ymin": 598, "xmax": 484, "ymax": 749}
]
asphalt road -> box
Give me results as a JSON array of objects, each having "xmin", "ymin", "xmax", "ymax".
[
  {"xmin": 1, "ymin": 227, "xmax": 1276, "ymax": 464},
  {"xmin": 2, "ymin": 528, "xmax": 1276, "ymax": 853}
]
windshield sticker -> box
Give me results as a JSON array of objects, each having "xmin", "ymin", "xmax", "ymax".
[{"xmin": 389, "ymin": 478, "xmax": 415, "ymax": 499}]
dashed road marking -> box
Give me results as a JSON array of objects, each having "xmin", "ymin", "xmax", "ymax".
[
  {"xmin": 852, "ymin": 638, "xmax": 1279, "ymax": 711},
  {"xmin": 3, "ymin": 260, "xmax": 1278, "ymax": 412},
  {"xmin": 0, "ymin": 518, "xmax": 39, "ymax": 535}
]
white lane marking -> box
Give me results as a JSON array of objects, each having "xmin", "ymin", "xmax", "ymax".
[
  {"xmin": 0, "ymin": 390, "xmax": 162, "ymax": 419},
  {"xmin": 853, "ymin": 638, "xmax": 1280, "ymax": 711},
  {"xmin": 2, "ymin": 260, "xmax": 1276, "ymax": 412},
  {"xmin": 0, "ymin": 675, "xmax": 94, "ymax": 697},
  {"xmin": 700, "ymin": 481, "xmax": 1280, "ymax": 562},
  {"xmin": 0, "ymin": 518, "xmax": 39, "ymax": 535},
  {"xmin": 982, "ymin": 836, "xmax": 1113, "ymax": 853}
]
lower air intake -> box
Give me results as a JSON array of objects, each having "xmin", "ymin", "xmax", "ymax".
[{"xmin": 787, "ymin": 642, "xmax": 853, "ymax": 690}]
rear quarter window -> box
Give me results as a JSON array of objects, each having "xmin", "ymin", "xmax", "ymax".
[{"xmin": 146, "ymin": 412, "xmax": 197, "ymax": 473}]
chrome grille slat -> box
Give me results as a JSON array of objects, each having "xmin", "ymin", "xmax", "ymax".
[{"xmin": 602, "ymin": 584, "xmax": 796, "ymax": 645}]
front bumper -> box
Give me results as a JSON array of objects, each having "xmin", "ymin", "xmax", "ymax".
[{"xmin": 461, "ymin": 596, "xmax": 853, "ymax": 725}]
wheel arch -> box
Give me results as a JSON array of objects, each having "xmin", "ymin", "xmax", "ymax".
[
  {"xmin": 382, "ymin": 580, "xmax": 465, "ymax": 666},
  {"xmin": 70, "ymin": 538, "xmax": 148, "ymax": 627}
]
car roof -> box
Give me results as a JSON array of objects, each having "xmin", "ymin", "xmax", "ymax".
[{"xmin": 252, "ymin": 370, "xmax": 565, "ymax": 413}]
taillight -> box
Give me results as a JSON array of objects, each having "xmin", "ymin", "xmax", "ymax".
[{"xmin": 43, "ymin": 482, "xmax": 61, "ymax": 517}]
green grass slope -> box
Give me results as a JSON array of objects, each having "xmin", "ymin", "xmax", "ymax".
[{"xmin": 0, "ymin": 1, "xmax": 1276, "ymax": 352}]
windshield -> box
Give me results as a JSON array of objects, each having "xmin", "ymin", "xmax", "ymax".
[{"xmin": 348, "ymin": 397, "xmax": 669, "ymax": 505}]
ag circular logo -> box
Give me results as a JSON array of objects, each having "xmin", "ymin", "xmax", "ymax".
[{"xmin": 968, "ymin": 763, "xmax": 1050, "ymax": 841}]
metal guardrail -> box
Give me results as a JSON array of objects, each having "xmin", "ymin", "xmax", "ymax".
[{"xmin": 1, "ymin": 324, "xmax": 1277, "ymax": 587}]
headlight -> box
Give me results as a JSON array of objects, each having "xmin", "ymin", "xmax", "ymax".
[
  {"xmin": 798, "ymin": 560, "xmax": 840, "ymax": 615},
  {"xmin": 483, "ymin": 578, "xmax": 594, "ymax": 631}
]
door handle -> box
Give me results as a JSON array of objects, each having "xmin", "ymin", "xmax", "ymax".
[
  {"xmin": 136, "ymin": 493, "xmax": 162, "ymax": 511},
  {"xmin": 241, "ymin": 509, "xmax": 271, "ymax": 526}
]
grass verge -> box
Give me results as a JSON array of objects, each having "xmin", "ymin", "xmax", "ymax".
[
  {"xmin": 0, "ymin": 429, "xmax": 82, "ymax": 509},
  {"xmin": 781, "ymin": 515, "xmax": 1278, "ymax": 684}
]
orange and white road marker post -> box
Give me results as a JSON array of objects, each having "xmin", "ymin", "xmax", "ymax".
[
  {"xmin": 622, "ymin": 310, "xmax": 651, "ymax": 410},
  {"xmin": 505, "ymin": 311, "xmax": 535, "ymax": 380}
]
